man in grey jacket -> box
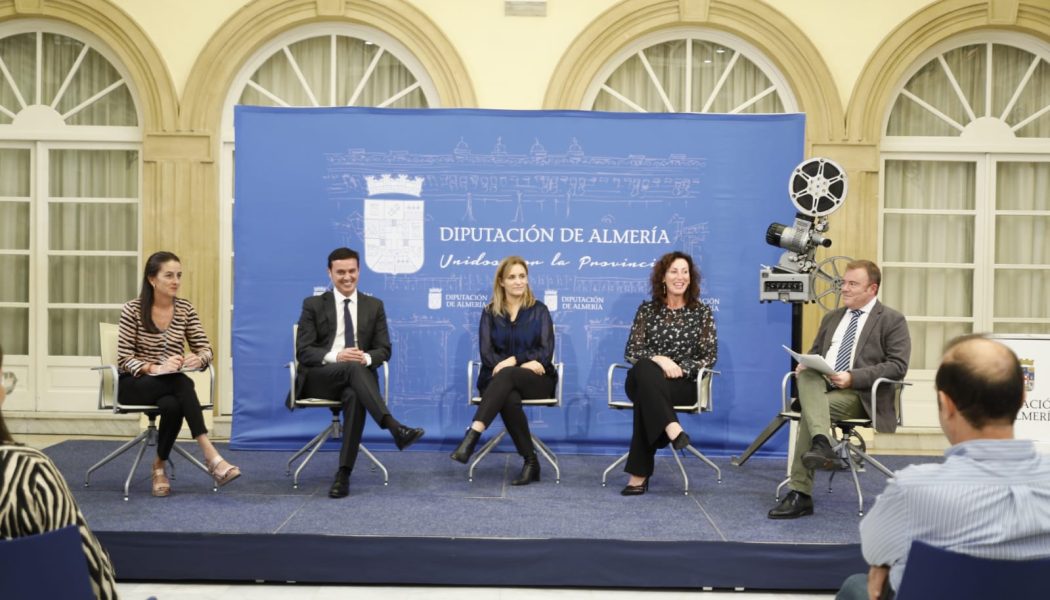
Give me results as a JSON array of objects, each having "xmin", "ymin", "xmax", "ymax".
[{"xmin": 768, "ymin": 259, "xmax": 911, "ymax": 519}]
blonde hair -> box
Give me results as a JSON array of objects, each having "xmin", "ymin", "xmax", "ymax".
[{"xmin": 488, "ymin": 256, "xmax": 536, "ymax": 316}]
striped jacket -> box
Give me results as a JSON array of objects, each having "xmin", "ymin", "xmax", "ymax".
[
  {"xmin": 0, "ymin": 444, "xmax": 117, "ymax": 599},
  {"xmin": 118, "ymin": 297, "xmax": 212, "ymax": 376}
]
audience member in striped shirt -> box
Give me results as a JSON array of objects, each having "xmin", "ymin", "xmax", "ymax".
[
  {"xmin": 837, "ymin": 335, "xmax": 1050, "ymax": 600},
  {"xmin": 0, "ymin": 345, "xmax": 118, "ymax": 599},
  {"xmin": 117, "ymin": 251, "xmax": 241, "ymax": 497}
]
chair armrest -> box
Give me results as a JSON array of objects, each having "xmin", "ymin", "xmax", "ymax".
[
  {"xmin": 467, "ymin": 360, "xmax": 480, "ymax": 404},
  {"xmin": 780, "ymin": 370, "xmax": 797, "ymax": 412},
  {"xmin": 286, "ymin": 360, "xmax": 298, "ymax": 408},
  {"xmin": 91, "ymin": 365, "xmax": 119, "ymax": 412},
  {"xmin": 694, "ymin": 368, "xmax": 720, "ymax": 412},
  {"xmin": 552, "ymin": 361, "xmax": 565, "ymax": 406},
  {"xmin": 607, "ymin": 363, "xmax": 631, "ymax": 408},
  {"xmin": 871, "ymin": 377, "xmax": 912, "ymax": 429},
  {"xmin": 380, "ymin": 361, "xmax": 390, "ymax": 405},
  {"xmin": 203, "ymin": 364, "xmax": 216, "ymax": 409}
]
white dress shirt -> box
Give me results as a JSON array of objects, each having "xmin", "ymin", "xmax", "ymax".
[
  {"xmin": 323, "ymin": 289, "xmax": 370, "ymax": 365},
  {"xmin": 824, "ymin": 296, "xmax": 876, "ymax": 371}
]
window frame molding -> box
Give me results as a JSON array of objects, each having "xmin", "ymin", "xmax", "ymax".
[
  {"xmin": 579, "ymin": 26, "xmax": 799, "ymax": 114},
  {"xmin": 544, "ymin": 0, "xmax": 842, "ymax": 144},
  {"xmin": 880, "ymin": 30, "xmax": 1050, "ymax": 154},
  {"xmin": 847, "ymin": 0, "xmax": 1050, "ymax": 145}
]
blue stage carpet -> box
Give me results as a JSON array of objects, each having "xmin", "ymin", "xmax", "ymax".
[{"xmin": 46, "ymin": 440, "xmax": 939, "ymax": 590}]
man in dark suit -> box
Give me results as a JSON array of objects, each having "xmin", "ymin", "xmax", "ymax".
[
  {"xmin": 292, "ymin": 247, "xmax": 424, "ymax": 498},
  {"xmin": 768, "ymin": 259, "xmax": 911, "ymax": 519}
]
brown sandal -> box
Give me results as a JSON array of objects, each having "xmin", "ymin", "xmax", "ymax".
[
  {"xmin": 207, "ymin": 455, "xmax": 241, "ymax": 487},
  {"xmin": 152, "ymin": 468, "xmax": 171, "ymax": 497}
]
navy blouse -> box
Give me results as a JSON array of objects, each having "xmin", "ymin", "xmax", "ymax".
[{"xmin": 477, "ymin": 301, "xmax": 557, "ymax": 393}]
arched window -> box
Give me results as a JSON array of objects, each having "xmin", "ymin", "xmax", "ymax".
[
  {"xmin": 583, "ymin": 29, "xmax": 797, "ymax": 114},
  {"xmin": 216, "ymin": 25, "xmax": 438, "ymax": 412},
  {"xmin": 881, "ymin": 33, "xmax": 1050, "ymax": 371},
  {"xmin": 0, "ymin": 23, "xmax": 140, "ymax": 411}
]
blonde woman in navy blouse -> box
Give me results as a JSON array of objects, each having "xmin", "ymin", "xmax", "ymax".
[
  {"xmin": 117, "ymin": 251, "xmax": 241, "ymax": 497},
  {"xmin": 620, "ymin": 251, "xmax": 717, "ymax": 495},
  {"xmin": 450, "ymin": 256, "xmax": 556, "ymax": 485}
]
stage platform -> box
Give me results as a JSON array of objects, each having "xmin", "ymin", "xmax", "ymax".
[{"xmin": 47, "ymin": 440, "xmax": 938, "ymax": 591}]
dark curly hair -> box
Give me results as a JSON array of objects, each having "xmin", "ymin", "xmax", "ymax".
[{"xmin": 650, "ymin": 251, "xmax": 701, "ymax": 308}]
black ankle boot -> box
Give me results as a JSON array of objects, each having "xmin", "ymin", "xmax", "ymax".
[
  {"xmin": 511, "ymin": 454, "xmax": 540, "ymax": 485},
  {"xmin": 450, "ymin": 428, "xmax": 482, "ymax": 464}
]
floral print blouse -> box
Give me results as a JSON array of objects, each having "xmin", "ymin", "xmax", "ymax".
[{"xmin": 624, "ymin": 300, "xmax": 718, "ymax": 379}]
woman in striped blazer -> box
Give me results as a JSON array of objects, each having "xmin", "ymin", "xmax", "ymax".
[
  {"xmin": 0, "ymin": 346, "xmax": 118, "ymax": 599},
  {"xmin": 117, "ymin": 251, "xmax": 240, "ymax": 497}
]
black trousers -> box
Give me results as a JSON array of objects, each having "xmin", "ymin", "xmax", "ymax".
[
  {"xmin": 624, "ymin": 358, "xmax": 697, "ymax": 477},
  {"xmin": 473, "ymin": 367, "xmax": 555, "ymax": 457},
  {"xmin": 301, "ymin": 361, "xmax": 390, "ymax": 471},
  {"xmin": 118, "ymin": 373, "xmax": 208, "ymax": 461}
]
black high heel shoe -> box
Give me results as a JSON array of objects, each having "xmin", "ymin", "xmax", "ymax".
[
  {"xmin": 511, "ymin": 454, "xmax": 540, "ymax": 485},
  {"xmin": 621, "ymin": 477, "xmax": 650, "ymax": 496},
  {"xmin": 672, "ymin": 431, "xmax": 691, "ymax": 451},
  {"xmin": 450, "ymin": 428, "xmax": 482, "ymax": 464}
]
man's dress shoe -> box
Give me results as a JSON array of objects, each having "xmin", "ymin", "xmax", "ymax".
[
  {"xmin": 393, "ymin": 425, "xmax": 425, "ymax": 451},
  {"xmin": 328, "ymin": 468, "xmax": 350, "ymax": 499},
  {"xmin": 801, "ymin": 434, "xmax": 841, "ymax": 471},
  {"xmin": 767, "ymin": 490, "xmax": 814, "ymax": 519}
]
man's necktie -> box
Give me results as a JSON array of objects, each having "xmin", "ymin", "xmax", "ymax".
[
  {"xmin": 343, "ymin": 298, "xmax": 355, "ymax": 349},
  {"xmin": 833, "ymin": 309, "xmax": 863, "ymax": 373}
]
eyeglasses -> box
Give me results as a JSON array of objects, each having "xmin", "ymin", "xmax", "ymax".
[{"xmin": 2, "ymin": 371, "xmax": 15, "ymax": 395}]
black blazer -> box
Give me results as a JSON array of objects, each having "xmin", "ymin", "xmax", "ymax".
[{"xmin": 289, "ymin": 291, "xmax": 391, "ymax": 406}]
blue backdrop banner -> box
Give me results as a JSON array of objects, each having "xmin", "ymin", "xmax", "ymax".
[{"xmin": 232, "ymin": 106, "xmax": 802, "ymax": 456}]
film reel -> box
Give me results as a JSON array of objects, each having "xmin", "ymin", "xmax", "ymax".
[
  {"xmin": 811, "ymin": 255, "xmax": 853, "ymax": 312},
  {"xmin": 789, "ymin": 157, "xmax": 847, "ymax": 218}
]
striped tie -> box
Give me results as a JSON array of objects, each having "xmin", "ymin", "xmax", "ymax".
[{"xmin": 833, "ymin": 309, "xmax": 863, "ymax": 373}]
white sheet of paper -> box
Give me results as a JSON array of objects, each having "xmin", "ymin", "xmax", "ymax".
[{"xmin": 781, "ymin": 345, "xmax": 836, "ymax": 375}]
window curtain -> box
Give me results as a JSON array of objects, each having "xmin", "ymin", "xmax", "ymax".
[
  {"xmin": 592, "ymin": 40, "xmax": 784, "ymax": 114},
  {"xmin": 0, "ymin": 148, "xmax": 30, "ymax": 354},
  {"xmin": 238, "ymin": 35, "xmax": 428, "ymax": 109},
  {"xmin": 0, "ymin": 30, "xmax": 140, "ymax": 358},
  {"xmin": 883, "ymin": 43, "xmax": 1050, "ymax": 369},
  {"xmin": 47, "ymin": 149, "xmax": 137, "ymax": 356}
]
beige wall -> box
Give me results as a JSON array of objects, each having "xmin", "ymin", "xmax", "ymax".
[{"xmin": 115, "ymin": 0, "xmax": 930, "ymax": 111}]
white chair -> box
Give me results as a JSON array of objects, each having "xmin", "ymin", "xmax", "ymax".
[
  {"xmin": 774, "ymin": 372, "xmax": 910, "ymax": 516},
  {"xmin": 85, "ymin": 322, "xmax": 217, "ymax": 501},
  {"xmin": 601, "ymin": 363, "xmax": 722, "ymax": 495},
  {"xmin": 286, "ymin": 324, "xmax": 389, "ymax": 489},
  {"xmin": 464, "ymin": 359, "xmax": 564, "ymax": 483}
]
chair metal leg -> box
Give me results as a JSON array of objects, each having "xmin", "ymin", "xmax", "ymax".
[
  {"xmin": 291, "ymin": 421, "xmax": 339, "ymax": 489},
  {"xmin": 467, "ymin": 431, "xmax": 506, "ymax": 482},
  {"xmin": 169, "ymin": 444, "xmax": 217, "ymax": 492},
  {"xmin": 684, "ymin": 444, "xmax": 723, "ymax": 484},
  {"xmin": 825, "ymin": 435, "xmax": 895, "ymax": 516},
  {"xmin": 357, "ymin": 444, "xmax": 389, "ymax": 485},
  {"xmin": 123, "ymin": 430, "xmax": 153, "ymax": 501},
  {"xmin": 731, "ymin": 413, "xmax": 792, "ymax": 466},
  {"xmin": 85, "ymin": 427, "xmax": 151, "ymax": 488},
  {"xmin": 531, "ymin": 435, "xmax": 560, "ymax": 483},
  {"xmin": 775, "ymin": 476, "xmax": 791, "ymax": 501},
  {"xmin": 287, "ymin": 423, "xmax": 334, "ymax": 474},
  {"xmin": 671, "ymin": 450, "xmax": 690, "ymax": 495},
  {"xmin": 601, "ymin": 451, "xmax": 630, "ymax": 487}
]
